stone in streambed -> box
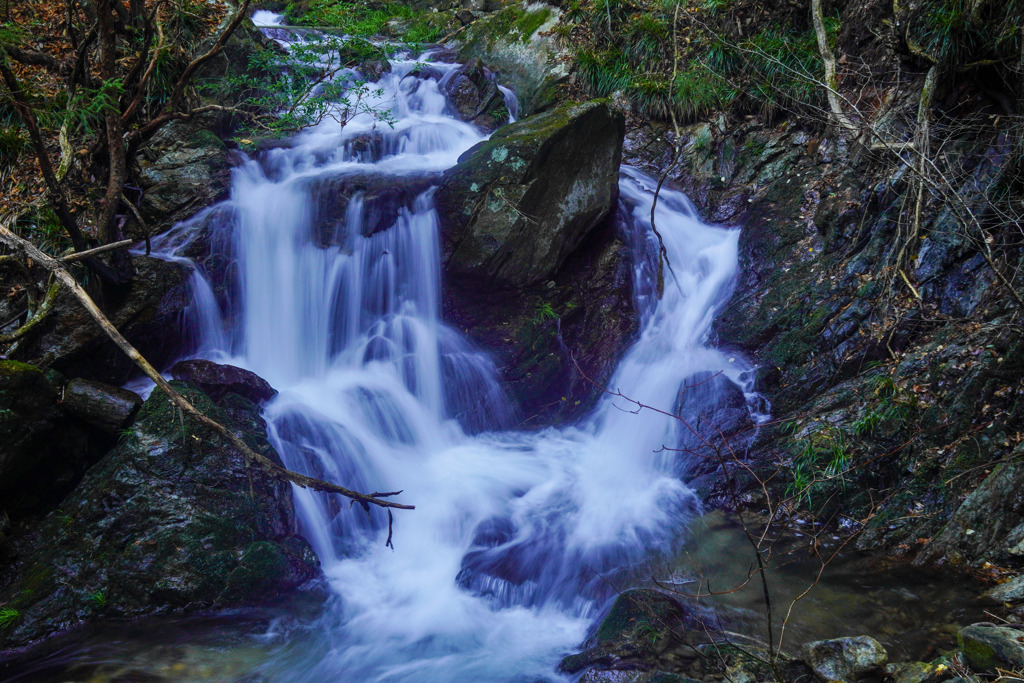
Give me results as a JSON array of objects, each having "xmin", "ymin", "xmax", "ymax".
[
  {"xmin": 885, "ymin": 660, "xmax": 953, "ymax": 683},
  {"xmin": 61, "ymin": 378, "xmax": 144, "ymax": 434},
  {"xmin": 801, "ymin": 636, "xmax": 888, "ymax": 682},
  {"xmin": 171, "ymin": 359, "xmax": 277, "ymax": 404},
  {"xmin": 957, "ymin": 624, "xmax": 1024, "ymax": 672},
  {"xmin": 983, "ymin": 574, "xmax": 1024, "ymax": 604}
]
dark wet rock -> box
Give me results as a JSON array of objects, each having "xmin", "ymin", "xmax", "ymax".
[
  {"xmin": 443, "ymin": 214, "xmax": 638, "ymax": 425},
  {"xmin": 308, "ymin": 172, "xmax": 442, "ymax": 247},
  {"xmin": 0, "ymin": 361, "xmax": 91, "ymax": 517},
  {"xmin": 560, "ymin": 589, "xmax": 691, "ymax": 674},
  {"xmin": 957, "ymin": 624, "xmax": 1024, "ymax": 672},
  {"xmin": 138, "ymin": 125, "xmax": 232, "ymax": 233},
  {"xmin": 436, "ymin": 99, "xmax": 624, "ymax": 288},
  {"xmin": 440, "ymin": 60, "xmax": 508, "ymax": 130},
  {"xmin": 436, "ymin": 99, "xmax": 631, "ymax": 424},
  {"xmin": 61, "ymin": 379, "xmax": 144, "ymax": 434},
  {"xmin": 801, "ymin": 636, "xmax": 888, "ymax": 682},
  {"xmin": 0, "ymin": 382, "xmax": 322, "ymax": 651},
  {"xmin": 9, "ymin": 256, "xmax": 191, "ymax": 385},
  {"xmin": 360, "ymin": 58, "xmax": 392, "ymax": 82},
  {"xmin": 171, "ymin": 359, "xmax": 277, "ymax": 404}
]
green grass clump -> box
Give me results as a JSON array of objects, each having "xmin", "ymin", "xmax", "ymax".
[{"xmin": 0, "ymin": 608, "xmax": 19, "ymax": 631}]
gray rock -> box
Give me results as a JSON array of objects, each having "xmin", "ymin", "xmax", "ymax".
[
  {"xmin": 983, "ymin": 574, "xmax": 1024, "ymax": 604},
  {"xmin": 957, "ymin": 624, "xmax": 1024, "ymax": 672},
  {"xmin": 61, "ymin": 378, "xmax": 144, "ymax": 434},
  {"xmin": 456, "ymin": 2, "xmax": 567, "ymax": 115},
  {"xmin": 436, "ymin": 99, "xmax": 624, "ymax": 288},
  {"xmin": 801, "ymin": 636, "xmax": 888, "ymax": 682}
]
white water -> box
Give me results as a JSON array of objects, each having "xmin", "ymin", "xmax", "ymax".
[{"xmin": 155, "ymin": 22, "xmax": 760, "ymax": 682}]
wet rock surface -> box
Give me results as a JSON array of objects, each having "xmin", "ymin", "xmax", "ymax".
[
  {"xmin": 801, "ymin": 636, "xmax": 888, "ymax": 682},
  {"xmin": 957, "ymin": 624, "xmax": 1024, "ymax": 672},
  {"xmin": 170, "ymin": 359, "xmax": 277, "ymax": 404},
  {"xmin": 61, "ymin": 379, "xmax": 144, "ymax": 435},
  {"xmin": 437, "ymin": 99, "xmax": 624, "ymax": 288},
  {"xmin": 437, "ymin": 98, "xmax": 633, "ymax": 423},
  {"xmin": 0, "ymin": 382, "xmax": 321, "ymax": 652},
  {"xmin": 8, "ymin": 255, "xmax": 191, "ymax": 385}
]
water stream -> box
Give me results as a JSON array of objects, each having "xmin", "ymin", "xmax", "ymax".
[
  {"xmin": 0, "ymin": 19, "xmax": 987, "ymax": 683},
  {"xmin": 152, "ymin": 20, "xmax": 759, "ymax": 681}
]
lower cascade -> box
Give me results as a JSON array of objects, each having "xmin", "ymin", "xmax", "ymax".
[{"xmin": 146, "ymin": 22, "xmax": 759, "ymax": 682}]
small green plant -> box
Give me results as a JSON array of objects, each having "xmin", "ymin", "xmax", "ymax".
[
  {"xmin": 786, "ymin": 425, "xmax": 851, "ymax": 510},
  {"xmin": 0, "ymin": 608, "xmax": 19, "ymax": 631},
  {"xmin": 88, "ymin": 591, "xmax": 107, "ymax": 608},
  {"xmin": 533, "ymin": 302, "xmax": 558, "ymax": 323}
]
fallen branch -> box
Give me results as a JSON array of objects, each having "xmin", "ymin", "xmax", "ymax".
[
  {"xmin": 0, "ymin": 216, "xmax": 413, "ymax": 512},
  {"xmin": 60, "ymin": 239, "xmax": 135, "ymax": 263}
]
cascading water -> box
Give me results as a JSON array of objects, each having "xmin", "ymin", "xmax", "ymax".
[{"xmin": 152, "ymin": 18, "xmax": 761, "ymax": 682}]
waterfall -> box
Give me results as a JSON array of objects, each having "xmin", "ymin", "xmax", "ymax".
[{"xmin": 156, "ymin": 21, "xmax": 759, "ymax": 682}]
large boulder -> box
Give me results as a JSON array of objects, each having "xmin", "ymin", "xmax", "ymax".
[
  {"xmin": 171, "ymin": 359, "xmax": 277, "ymax": 404},
  {"xmin": 0, "ymin": 382, "xmax": 321, "ymax": 651},
  {"xmin": 0, "ymin": 361, "xmax": 93, "ymax": 518},
  {"xmin": 436, "ymin": 99, "xmax": 624, "ymax": 288},
  {"xmin": 435, "ymin": 99, "xmax": 631, "ymax": 425},
  {"xmin": 560, "ymin": 589, "xmax": 692, "ymax": 674}
]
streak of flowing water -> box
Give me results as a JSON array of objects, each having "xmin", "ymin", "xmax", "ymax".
[{"xmin": 153, "ymin": 21, "xmax": 760, "ymax": 682}]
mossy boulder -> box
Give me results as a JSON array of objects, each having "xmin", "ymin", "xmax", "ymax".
[
  {"xmin": 436, "ymin": 99, "xmax": 631, "ymax": 424},
  {"xmin": 436, "ymin": 99, "xmax": 624, "ymax": 287},
  {"xmin": 0, "ymin": 382, "xmax": 321, "ymax": 652},
  {"xmin": 957, "ymin": 624, "xmax": 1024, "ymax": 672},
  {"xmin": 560, "ymin": 589, "xmax": 691, "ymax": 674}
]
